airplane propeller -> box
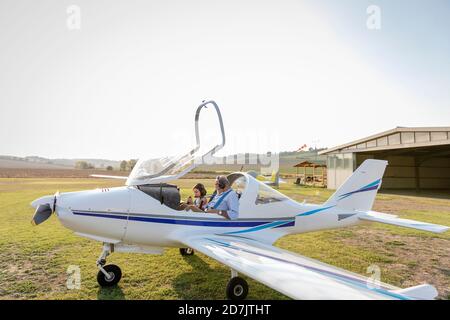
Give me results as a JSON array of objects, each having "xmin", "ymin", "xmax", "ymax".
[{"xmin": 31, "ymin": 195, "xmax": 56, "ymax": 226}]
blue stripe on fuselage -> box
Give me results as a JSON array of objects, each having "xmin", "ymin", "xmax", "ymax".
[
  {"xmin": 222, "ymin": 206, "xmax": 334, "ymax": 235},
  {"xmin": 72, "ymin": 211, "xmax": 286, "ymax": 228},
  {"xmin": 72, "ymin": 205, "xmax": 334, "ymax": 231}
]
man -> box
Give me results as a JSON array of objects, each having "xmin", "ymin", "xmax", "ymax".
[
  {"xmin": 185, "ymin": 176, "xmax": 239, "ymax": 219},
  {"xmin": 204, "ymin": 175, "xmax": 239, "ymax": 220}
]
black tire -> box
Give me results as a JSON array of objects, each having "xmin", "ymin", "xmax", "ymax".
[
  {"xmin": 179, "ymin": 247, "xmax": 194, "ymax": 256},
  {"xmin": 97, "ymin": 264, "xmax": 122, "ymax": 287},
  {"xmin": 226, "ymin": 277, "xmax": 248, "ymax": 300}
]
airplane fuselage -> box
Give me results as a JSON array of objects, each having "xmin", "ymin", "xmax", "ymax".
[{"xmin": 33, "ymin": 181, "xmax": 361, "ymax": 249}]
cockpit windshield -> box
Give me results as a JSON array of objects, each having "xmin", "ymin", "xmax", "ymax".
[
  {"xmin": 126, "ymin": 101, "xmax": 225, "ymax": 186},
  {"xmin": 127, "ymin": 150, "xmax": 198, "ymax": 184},
  {"xmin": 255, "ymin": 181, "xmax": 290, "ymax": 205}
]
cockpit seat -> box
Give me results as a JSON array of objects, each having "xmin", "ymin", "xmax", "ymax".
[{"xmin": 137, "ymin": 184, "xmax": 181, "ymax": 210}]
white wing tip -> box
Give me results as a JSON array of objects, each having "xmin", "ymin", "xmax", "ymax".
[
  {"xmin": 89, "ymin": 174, "xmax": 128, "ymax": 180},
  {"xmin": 393, "ymin": 284, "xmax": 439, "ymax": 300}
]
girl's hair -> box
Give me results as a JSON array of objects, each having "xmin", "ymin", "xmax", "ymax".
[{"xmin": 193, "ymin": 183, "xmax": 207, "ymax": 197}]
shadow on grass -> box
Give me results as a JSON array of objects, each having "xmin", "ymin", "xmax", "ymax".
[
  {"xmin": 97, "ymin": 285, "xmax": 126, "ymax": 300},
  {"xmin": 172, "ymin": 254, "xmax": 228, "ymax": 300},
  {"xmin": 172, "ymin": 253, "xmax": 287, "ymax": 300}
]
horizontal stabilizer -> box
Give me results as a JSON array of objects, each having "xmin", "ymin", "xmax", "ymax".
[
  {"xmin": 359, "ymin": 211, "xmax": 449, "ymax": 233},
  {"xmin": 393, "ymin": 284, "xmax": 438, "ymax": 300}
]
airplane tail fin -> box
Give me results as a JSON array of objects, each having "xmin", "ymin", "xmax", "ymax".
[
  {"xmin": 324, "ymin": 159, "xmax": 387, "ymax": 211},
  {"xmin": 323, "ymin": 159, "xmax": 449, "ymax": 234}
]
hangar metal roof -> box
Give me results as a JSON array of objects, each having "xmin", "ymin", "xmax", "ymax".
[
  {"xmin": 319, "ymin": 127, "xmax": 450, "ymax": 155},
  {"xmin": 293, "ymin": 161, "xmax": 326, "ymax": 168}
]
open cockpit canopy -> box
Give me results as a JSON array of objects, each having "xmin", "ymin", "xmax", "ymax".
[
  {"xmin": 227, "ymin": 172, "xmax": 294, "ymax": 209},
  {"xmin": 126, "ymin": 101, "xmax": 226, "ymax": 186}
]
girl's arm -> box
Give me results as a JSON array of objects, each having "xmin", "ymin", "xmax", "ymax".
[{"xmin": 200, "ymin": 197, "xmax": 208, "ymax": 210}]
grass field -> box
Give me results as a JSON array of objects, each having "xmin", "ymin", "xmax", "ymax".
[{"xmin": 0, "ymin": 177, "xmax": 449, "ymax": 300}]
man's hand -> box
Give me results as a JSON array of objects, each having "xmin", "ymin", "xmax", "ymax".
[
  {"xmin": 217, "ymin": 210, "xmax": 231, "ymax": 220},
  {"xmin": 204, "ymin": 208, "xmax": 231, "ymax": 219}
]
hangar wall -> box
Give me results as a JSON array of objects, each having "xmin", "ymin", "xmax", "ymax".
[
  {"xmin": 322, "ymin": 128, "xmax": 450, "ymax": 191},
  {"xmin": 356, "ymin": 153, "xmax": 450, "ymax": 190},
  {"xmin": 326, "ymin": 153, "xmax": 355, "ymax": 190}
]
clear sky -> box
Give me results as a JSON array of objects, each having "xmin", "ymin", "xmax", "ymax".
[{"xmin": 0, "ymin": 0, "xmax": 449, "ymax": 160}]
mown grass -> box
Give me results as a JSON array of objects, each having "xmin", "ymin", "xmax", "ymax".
[{"xmin": 0, "ymin": 178, "xmax": 449, "ymax": 299}]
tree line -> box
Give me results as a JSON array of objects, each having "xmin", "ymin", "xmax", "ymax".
[
  {"xmin": 75, "ymin": 159, "xmax": 137, "ymax": 171},
  {"xmin": 119, "ymin": 159, "xmax": 137, "ymax": 171}
]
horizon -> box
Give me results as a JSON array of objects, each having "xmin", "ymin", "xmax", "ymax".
[{"xmin": 0, "ymin": 147, "xmax": 327, "ymax": 162}]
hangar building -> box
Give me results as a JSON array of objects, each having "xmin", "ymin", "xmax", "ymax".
[{"xmin": 319, "ymin": 127, "xmax": 450, "ymax": 191}]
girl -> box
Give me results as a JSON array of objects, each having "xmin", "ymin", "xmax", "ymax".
[{"xmin": 186, "ymin": 183, "xmax": 208, "ymax": 211}]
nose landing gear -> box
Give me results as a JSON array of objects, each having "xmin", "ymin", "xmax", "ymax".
[
  {"xmin": 96, "ymin": 243, "xmax": 122, "ymax": 287},
  {"xmin": 94, "ymin": 244, "xmax": 247, "ymax": 299}
]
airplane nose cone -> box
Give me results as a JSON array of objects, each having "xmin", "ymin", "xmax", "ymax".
[{"xmin": 31, "ymin": 194, "xmax": 55, "ymax": 209}]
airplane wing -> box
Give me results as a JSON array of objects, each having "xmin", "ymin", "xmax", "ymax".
[
  {"xmin": 90, "ymin": 174, "xmax": 128, "ymax": 180},
  {"xmin": 181, "ymin": 235, "xmax": 437, "ymax": 300}
]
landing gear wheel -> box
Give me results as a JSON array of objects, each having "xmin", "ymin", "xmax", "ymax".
[
  {"xmin": 97, "ymin": 264, "xmax": 122, "ymax": 287},
  {"xmin": 226, "ymin": 277, "xmax": 248, "ymax": 300},
  {"xmin": 180, "ymin": 248, "xmax": 194, "ymax": 256}
]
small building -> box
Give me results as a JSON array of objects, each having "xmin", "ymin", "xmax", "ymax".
[
  {"xmin": 293, "ymin": 161, "xmax": 327, "ymax": 187},
  {"xmin": 319, "ymin": 127, "xmax": 450, "ymax": 191}
]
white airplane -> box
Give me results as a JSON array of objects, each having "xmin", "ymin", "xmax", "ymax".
[{"xmin": 31, "ymin": 100, "xmax": 448, "ymax": 300}]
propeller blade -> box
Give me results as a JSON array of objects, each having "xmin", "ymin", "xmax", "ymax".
[{"xmin": 31, "ymin": 203, "xmax": 53, "ymax": 226}]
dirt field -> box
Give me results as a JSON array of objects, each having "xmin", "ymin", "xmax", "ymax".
[
  {"xmin": 0, "ymin": 168, "xmax": 223, "ymax": 179},
  {"xmin": 0, "ymin": 168, "xmax": 128, "ymax": 178},
  {"xmin": 0, "ymin": 176, "xmax": 449, "ymax": 300}
]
